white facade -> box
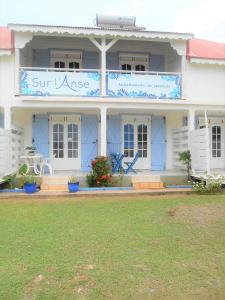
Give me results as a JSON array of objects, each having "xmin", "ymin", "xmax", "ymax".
[{"xmin": 0, "ymin": 23, "xmax": 224, "ymax": 174}]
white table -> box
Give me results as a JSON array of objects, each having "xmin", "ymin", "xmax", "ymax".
[{"xmin": 20, "ymin": 155, "xmax": 43, "ymax": 175}]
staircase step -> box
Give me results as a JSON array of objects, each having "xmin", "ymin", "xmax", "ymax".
[
  {"xmin": 131, "ymin": 175, "xmax": 161, "ymax": 183},
  {"xmin": 41, "ymin": 183, "xmax": 68, "ymax": 192},
  {"xmin": 41, "ymin": 176, "xmax": 69, "ymax": 185},
  {"xmin": 132, "ymin": 182, "xmax": 164, "ymax": 189}
]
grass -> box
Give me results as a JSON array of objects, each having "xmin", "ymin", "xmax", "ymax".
[{"xmin": 0, "ymin": 194, "xmax": 225, "ymax": 300}]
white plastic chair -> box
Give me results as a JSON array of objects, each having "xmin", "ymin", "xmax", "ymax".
[{"xmin": 40, "ymin": 157, "xmax": 54, "ymax": 175}]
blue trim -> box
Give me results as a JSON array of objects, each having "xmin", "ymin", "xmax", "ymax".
[
  {"xmin": 166, "ymin": 185, "xmax": 193, "ymax": 189},
  {"xmin": 0, "ymin": 188, "xmax": 25, "ymax": 193},
  {"xmin": 79, "ymin": 187, "xmax": 132, "ymax": 191}
]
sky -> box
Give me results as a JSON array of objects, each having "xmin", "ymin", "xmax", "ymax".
[{"xmin": 0, "ymin": 0, "xmax": 225, "ymax": 43}]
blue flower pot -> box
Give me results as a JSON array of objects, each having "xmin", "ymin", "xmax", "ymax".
[
  {"xmin": 68, "ymin": 182, "xmax": 79, "ymax": 193},
  {"xmin": 24, "ymin": 182, "xmax": 37, "ymax": 194}
]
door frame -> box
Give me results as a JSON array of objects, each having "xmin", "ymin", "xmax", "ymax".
[
  {"xmin": 49, "ymin": 114, "xmax": 81, "ymax": 171},
  {"xmin": 198, "ymin": 117, "xmax": 225, "ymax": 169},
  {"xmin": 121, "ymin": 115, "xmax": 151, "ymax": 170}
]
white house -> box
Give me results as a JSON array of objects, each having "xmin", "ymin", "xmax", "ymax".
[{"xmin": 0, "ymin": 15, "xmax": 225, "ymax": 183}]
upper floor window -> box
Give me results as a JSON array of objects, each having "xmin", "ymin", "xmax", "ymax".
[
  {"xmin": 50, "ymin": 51, "xmax": 82, "ymax": 70},
  {"xmin": 119, "ymin": 54, "xmax": 149, "ymax": 72}
]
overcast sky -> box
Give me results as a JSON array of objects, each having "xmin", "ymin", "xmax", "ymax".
[{"xmin": 0, "ymin": 0, "xmax": 224, "ymax": 42}]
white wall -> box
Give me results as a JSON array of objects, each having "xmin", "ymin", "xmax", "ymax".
[
  {"xmin": 185, "ymin": 62, "xmax": 225, "ymax": 105},
  {"xmin": 0, "ymin": 54, "xmax": 15, "ymax": 107}
]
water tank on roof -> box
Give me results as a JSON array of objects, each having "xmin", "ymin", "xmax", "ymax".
[{"xmin": 95, "ymin": 14, "xmax": 137, "ymax": 29}]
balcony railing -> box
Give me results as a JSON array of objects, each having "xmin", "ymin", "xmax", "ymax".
[{"xmin": 19, "ymin": 67, "xmax": 182, "ymax": 99}]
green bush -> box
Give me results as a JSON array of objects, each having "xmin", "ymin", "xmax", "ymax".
[
  {"xmin": 86, "ymin": 156, "xmax": 112, "ymax": 187},
  {"xmin": 192, "ymin": 174, "xmax": 225, "ymax": 194},
  {"xmin": 179, "ymin": 150, "xmax": 191, "ymax": 179}
]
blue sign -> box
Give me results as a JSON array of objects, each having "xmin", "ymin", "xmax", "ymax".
[
  {"xmin": 107, "ymin": 72, "xmax": 181, "ymax": 99},
  {"xmin": 20, "ymin": 71, "xmax": 100, "ymax": 96}
]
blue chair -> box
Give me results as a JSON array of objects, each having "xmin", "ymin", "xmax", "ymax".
[
  {"xmin": 110, "ymin": 153, "xmax": 125, "ymax": 173},
  {"xmin": 124, "ymin": 152, "xmax": 139, "ymax": 174}
]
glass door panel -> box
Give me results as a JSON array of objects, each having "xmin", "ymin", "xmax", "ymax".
[
  {"xmin": 67, "ymin": 123, "xmax": 78, "ymax": 158},
  {"xmin": 53, "ymin": 123, "xmax": 64, "ymax": 158}
]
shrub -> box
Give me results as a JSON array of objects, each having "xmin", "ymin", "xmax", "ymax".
[
  {"xmin": 179, "ymin": 150, "xmax": 191, "ymax": 180},
  {"xmin": 192, "ymin": 174, "xmax": 225, "ymax": 194},
  {"xmin": 86, "ymin": 156, "xmax": 112, "ymax": 187}
]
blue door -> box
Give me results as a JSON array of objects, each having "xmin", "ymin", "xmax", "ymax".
[
  {"xmin": 151, "ymin": 116, "xmax": 166, "ymax": 170},
  {"xmin": 32, "ymin": 114, "xmax": 49, "ymax": 158},
  {"xmin": 81, "ymin": 115, "xmax": 98, "ymax": 171},
  {"xmin": 107, "ymin": 115, "xmax": 121, "ymax": 155}
]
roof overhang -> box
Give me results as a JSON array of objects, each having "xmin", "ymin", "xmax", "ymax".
[
  {"xmin": 8, "ymin": 23, "xmax": 193, "ymax": 42},
  {"xmin": 190, "ymin": 57, "xmax": 225, "ymax": 66}
]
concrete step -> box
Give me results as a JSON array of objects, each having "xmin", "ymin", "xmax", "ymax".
[
  {"xmin": 41, "ymin": 176, "xmax": 69, "ymax": 185},
  {"xmin": 41, "ymin": 183, "xmax": 68, "ymax": 192},
  {"xmin": 132, "ymin": 182, "xmax": 164, "ymax": 189},
  {"xmin": 131, "ymin": 175, "xmax": 161, "ymax": 183}
]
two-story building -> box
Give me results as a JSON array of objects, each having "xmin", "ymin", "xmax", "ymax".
[{"xmin": 0, "ymin": 16, "xmax": 225, "ymax": 181}]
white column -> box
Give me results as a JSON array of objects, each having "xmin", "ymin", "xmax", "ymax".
[
  {"xmin": 14, "ymin": 48, "xmax": 20, "ymax": 95},
  {"xmin": 101, "ymin": 39, "xmax": 107, "ymax": 96},
  {"xmin": 204, "ymin": 111, "xmax": 210, "ymax": 174},
  {"xmin": 188, "ymin": 109, "xmax": 195, "ymax": 131},
  {"xmin": 89, "ymin": 38, "xmax": 118, "ymax": 97},
  {"xmin": 100, "ymin": 107, "xmax": 107, "ymax": 156},
  {"xmin": 4, "ymin": 106, "xmax": 12, "ymax": 130},
  {"xmin": 181, "ymin": 55, "xmax": 186, "ymax": 99}
]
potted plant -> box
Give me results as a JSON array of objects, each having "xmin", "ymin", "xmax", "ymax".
[
  {"xmin": 68, "ymin": 176, "xmax": 79, "ymax": 193},
  {"xmin": 23, "ymin": 175, "xmax": 38, "ymax": 194}
]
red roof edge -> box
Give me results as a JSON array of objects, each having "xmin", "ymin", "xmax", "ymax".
[
  {"xmin": 187, "ymin": 38, "xmax": 225, "ymax": 60},
  {"xmin": 0, "ymin": 27, "xmax": 14, "ymax": 50}
]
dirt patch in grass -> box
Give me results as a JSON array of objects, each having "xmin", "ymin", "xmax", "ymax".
[{"xmin": 175, "ymin": 203, "xmax": 225, "ymax": 227}]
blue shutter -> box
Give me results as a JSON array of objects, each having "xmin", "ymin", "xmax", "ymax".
[
  {"xmin": 107, "ymin": 115, "xmax": 121, "ymax": 155},
  {"xmin": 0, "ymin": 113, "xmax": 4, "ymax": 128},
  {"xmin": 32, "ymin": 114, "xmax": 49, "ymax": 157},
  {"xmin": 150, "ymin": 55, "xmax": 165, "ymax": 72},
  {"xmin": 83, "ymin": 51, "xmax": 99, "ymax": 69},
  {"xmin": 81, "ymin": 115, "xmax": 98, "ymax": 171},
  {"xmin": 33, "ymin": 49, "xmax": 50, "ymax": 67},
  {"xmin": 151, "ymin": 116, "xmax": 166, "ymax": 170},
  {"xmin": 106, "ymin": 52, "xmax": 119, "ymax": 70}
]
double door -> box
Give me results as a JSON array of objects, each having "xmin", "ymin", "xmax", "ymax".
[
  {"xmin": 210, "ymin": 122, "xmax": 224, "ymax": 169},
  {"xmin": 50, "ymin": 115, "xmax": 81, "ymax": 170},
  {"xmin": 122, "ymin": 117, "xmax": 150, "ymax": 169}
]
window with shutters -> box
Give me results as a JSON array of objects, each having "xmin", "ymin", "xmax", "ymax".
[
  {"xmin": 50, "ymin": 51, "xmax": 82, "ymax": 69},
  {"xmin": 119, "ymin": 54, "xmax": 149, "ymax": 71}
]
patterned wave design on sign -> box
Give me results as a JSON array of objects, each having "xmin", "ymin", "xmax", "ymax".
[
  {"xmin": 107, "ymin": 72, "xmax": 181, "ymax": 99},
  {"xmin": 20, "ymin": 71, "xmax": 100, "ymax": 96}
]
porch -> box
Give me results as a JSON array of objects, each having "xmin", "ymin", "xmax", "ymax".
[{"xmin": 1, "ymin": 107, "xmax": 225, "ymax": 184}]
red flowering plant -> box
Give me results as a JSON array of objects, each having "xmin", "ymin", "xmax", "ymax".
[{"xmin": 86, "ymin": 156, "xmax": 112, "ymax": 187}]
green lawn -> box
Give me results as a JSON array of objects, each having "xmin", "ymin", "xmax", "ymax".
[{"xmin": 0, "ymin": 194, "xmax": 225, "ymax": 300}]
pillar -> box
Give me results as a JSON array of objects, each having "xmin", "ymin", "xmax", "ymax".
[
  {"xmin": 4, "ymin": 106, "xmax": 12, "ymax": 130},
  {"xmin": 100, "ymin": 107, "xmax": 107, "ymax": 156}
]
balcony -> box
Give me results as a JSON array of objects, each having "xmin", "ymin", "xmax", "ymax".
[{"xmin": 19, "ymin": 67, "xmax": 182, "ymax": 99}]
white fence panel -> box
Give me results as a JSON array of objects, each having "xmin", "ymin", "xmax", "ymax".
[
  {"xmin": 190, "ymin": 128, "xmax": 210, "ymax": 173},
  {"xmin": 172, "ymin": 126, "xmax": 189, "ymax": 169},
  {"xmin": 0, "ymin": 129, "xmax": 11, "ymax": 177},
  {"xmin": 0, "ymin": 127, "xmax": 24, "ymax": 177},
  {"xmin": 11, "ymin": 127, "xmax": 24, "ymax": 172}
]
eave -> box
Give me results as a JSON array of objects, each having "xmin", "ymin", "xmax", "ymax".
[{"xmin": 8, "ymin": 23, "xmax": 193, "ymax": 42}]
